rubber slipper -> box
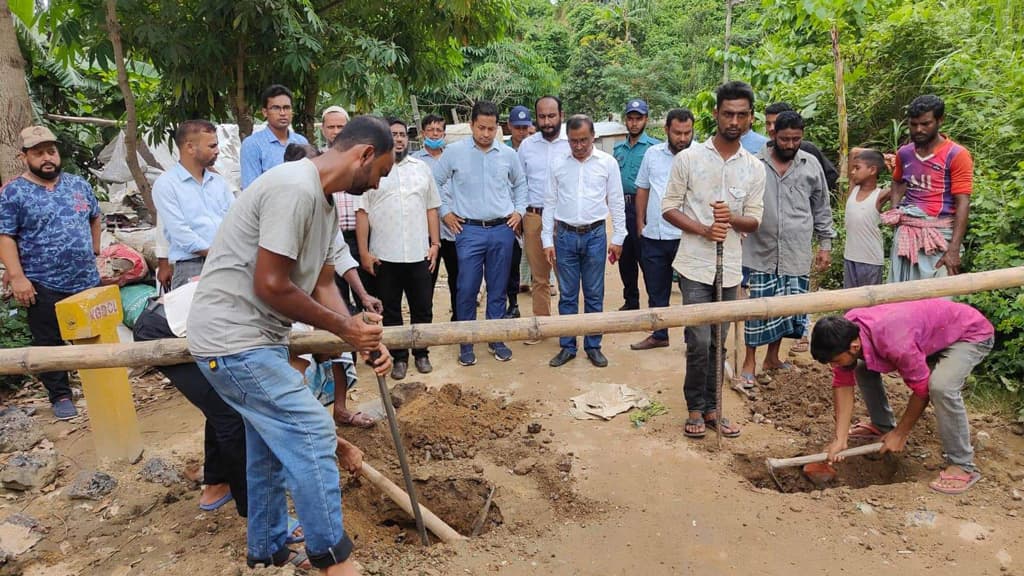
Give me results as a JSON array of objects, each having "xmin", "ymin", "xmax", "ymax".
[
  {"xmin": 848, "ymin": 421, "xmax": 885, "ymax": 440},
  {"xmin": 683, "ymin": 417, "xmax": 706, "ymax": 438},
  {"xmin": 765, "ymin": 362, "xmax": 795, "ymax": 372},
  {"xmin": 337, "ymin": 410, "xmax": 375, "ymax": 429},
  {"xmin": 198, "ymin": 491, "xmax": 233, "ymax": 512},
  {"xmin": 790, "ymin": 339, "xmax": 809, "ymax": 353},
  {"xmin": 704, "ymin": 417, "xmax": 741, "ymax": 438},
  {"xmin": 929, "ymin": 470, "xmax": 981, "ymax": 495},
  {"xmin": 286, "ymin": 516, "xmax": 305, "ymax": 544},
  {"xmin": 735, "ymin": 372, "xmax": 757, "ymax": 390}
]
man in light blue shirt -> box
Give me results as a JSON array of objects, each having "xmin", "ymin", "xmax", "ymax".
[
  {"xmin": 631, "ymin": 109, "xmax": 695, "ymax": 351},
  {"xmin": 613, "ymin": 98, "xmax": 661, "ymax": 311},
  {"xmin": 153, "ymin": 119, "xmax": 234, "ymax": 289},
  {"xmin": 433, "ymin": 101, "xmax": 528, "ymax": 366},
  {"xmin": 239, "ymin": 84, "xmax": 309, "ymax": 188},
  {"xmin": 740, "ymin": 126, "xmax": 769, "ymax": 154}
]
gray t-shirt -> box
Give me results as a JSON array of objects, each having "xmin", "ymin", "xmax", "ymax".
[{"xmin": 187, "ymin": 159, "xmax": 338, "ymax": 356}]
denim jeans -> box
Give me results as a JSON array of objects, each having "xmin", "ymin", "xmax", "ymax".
[
  {"xmin": 855, "ymin": 338, "xmax": 993, "ymax": 471},
  {"xmin": 454, "ymin": 223, "xmax": 514, "ymax": 353},
  {"xmin": 678, "ymin": 276, "xmax": 737, "ymax": 413},
  {"xmin": 195, "ymin": 347, "xmax": 353, "ymax": 566},
  {"xmin": 640, "ymin": 237, "xmax": 680, "ymax": 341},
  {"xmin": 555, "ymin": 223, "xmax": 606, "ymax": 354}
]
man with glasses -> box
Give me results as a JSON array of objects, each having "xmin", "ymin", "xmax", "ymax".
[{"xmin": 240, "ymin": 84, "xmax": 310, "ymax": 188}]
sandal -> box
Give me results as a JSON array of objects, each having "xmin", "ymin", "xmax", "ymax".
[
  {"xmin": 764, "ymin": 362, "xmax": 795, "ymax": 372},
  {"xmin": 929, "ymin": 470, "xmax": 981, "ymax": 495},
  {"xmin": 336, "ymin": 410, "xmax": 375, "ymax": 429},
  {"xmin": 248, "ymin": 547, "xmax": 311, "ymax": 570},
  {"xmin": 734, "ymin": 372, "xmax": 757, "ymax": 390},
  {"xmin": 704, "ymin": 416, "xmax": 741, "ymax": 438},
  {"xmin": 286, "ymin": 516, "xmax": 305, "ymax": 544},
  {"xmin": 198, "ymin": 490, "xmax": 233, "ymax": 512},
  {"xmin": 683, "ymin": 417, "xmax": 707, "ymax": 438},
  {"xmin": 790, "ymin": 338, "xmax": 809, "ymax": 353},
  {"xmin": 848, "ymin": 421, "xmax": 885, "ymax": 441}
]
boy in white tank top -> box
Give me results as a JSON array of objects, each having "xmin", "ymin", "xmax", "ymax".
[{"xmin": 844, "ymin": 149, "xmax": 890, "ymax": 288}]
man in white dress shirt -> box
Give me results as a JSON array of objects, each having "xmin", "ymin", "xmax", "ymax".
[{"xmin": 542, "ymin": 114, "xmax": 626, "ymax": 368}]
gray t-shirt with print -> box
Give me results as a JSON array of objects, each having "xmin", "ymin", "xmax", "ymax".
[{"xmin": 187, "ymin": 159, "xmax": 338, "ymax": 356}]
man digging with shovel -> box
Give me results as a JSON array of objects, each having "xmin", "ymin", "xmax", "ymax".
[{"xmin": 810, "ymin": 298, "xmax": 994, "ymax": 495}]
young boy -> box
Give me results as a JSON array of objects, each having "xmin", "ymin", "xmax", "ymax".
[
  {"xmin": 810, "ymin": 299, "xmax": 994, "ymax": 494},
  {"xmin": 843, "ymin": 148, "xmax": 889, "ymax": 288}
]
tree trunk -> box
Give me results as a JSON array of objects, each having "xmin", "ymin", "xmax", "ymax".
[
  {"xmin": 0, "ymin": 0, "xmax": 33, "ymax": 185},
  {"xmin": 831, "ymin": 24, "xmax": 849, "ymax": 197},
  {"xmin": 722, "ymin": 0, "xmax": 733, "ymax": 83},
  {"xmin": 0, "ymin": 266, "xmax": 1020, "ymax": 374},
  {"xmin": 104, "ymin": 0, "xmax": 154, "ymax": 223},
  {"xmin": 232, "ymin": 35, "xmax": 253, "ymax": 139},
  {"xmin": 301, "ymin": 73, "xmax": 318, "ymax": 143}
]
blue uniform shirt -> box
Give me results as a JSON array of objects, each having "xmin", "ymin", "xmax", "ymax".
[
  {"xmin": 239, "ymin": 127, "xmax": 309, "ymax": 189},
  {"xmin": 432, "ymin": 138, "xmax": 528, "ymax": 221},
  {"xmin": 740, "ymin": 130, "xmax": 769, "ymax": 155},
  {"xmin": 152, "ymin": 163, "xmax": 235, "ymax": 262},
  {"xmin": 0, "ymin": 174, "xmax": 101, "ymax": 293},
  {"xmin": 613, "ymin": 133, "xmax": 661, "ymax": 196}
]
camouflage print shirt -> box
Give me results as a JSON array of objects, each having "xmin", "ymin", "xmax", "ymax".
[{"xmin": 0, "ymin": 174, "xmax": 101, "ymax": 293}]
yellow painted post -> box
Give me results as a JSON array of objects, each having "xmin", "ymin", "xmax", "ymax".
[{"xmin": 55, "ymin": 285, "xmax": 143, "ymax": 462}]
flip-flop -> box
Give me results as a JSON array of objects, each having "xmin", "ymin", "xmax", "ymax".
[
  {"xmin": 704, "ymin": 417, "xmax": 741, "ymax": 438},
  {"xmin": 790, "ymin": 340, "xmax": 809, "ymax": 353},
  {"xmin": 765, "ymin": 362, "xmax": 795, "ymax": 372},
  {"xmin": 683, "ymin": 417, "xmax": 707, "ymax": 438},
  {"xmin": 198, "ymin": 491, "xmax": 233, "ymax": 511},
  {"xmin": 929, "ymin": 470, "xmax": 982, "ymax": 495},
  {"xmin": 337, "ymin": 410, "xmax": 375, "ymax": 428},
  {"xmin": 734, "ymin": 372, "xmax": 757, "ymax": 390},
  {"xmin": 848, "ymin": 421, "xmax": 885, "ymax": 441},
  {"xmin": 286, "ymin": 516, "xmax": 305, "ymax": 544}
]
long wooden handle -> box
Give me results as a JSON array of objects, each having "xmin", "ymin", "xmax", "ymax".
[
  {"xmin": 766, "ymin": 442, "xmax": 883, "ymax": 470},
  {"xmin": 360, "ymin": 462, "xmax": 465, "ymax": 544}
]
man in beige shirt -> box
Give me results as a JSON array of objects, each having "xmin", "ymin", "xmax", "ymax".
[{"xmin": 662, "ymin": 81, "xmax": 765, "ymax": 440}]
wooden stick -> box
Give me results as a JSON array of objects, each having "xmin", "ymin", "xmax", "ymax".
[
  {"xmin": 359, "ymin": 462, "xmax": 465, "ymax": 544},
  {"xmin": 766, "ymin": 442, "xmax": 883, "ymax": 470},
  {"xmin": 0, "ymin": 267, "xmax": 1021, "ymax": 375}
]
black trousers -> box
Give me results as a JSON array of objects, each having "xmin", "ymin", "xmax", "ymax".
[
  {"xmin": 26, "ymin": 283, "xmax": 74, "ymax": 403},
  {"xmin": 431, "ymin": 239, "xmax": 459, "ymax": 322},
  {"xmin": 378, "ymin": 260, "xmax": 434, "ymax": 361},
  {"xmin": 133, "ymin": 304, "xmax": 248, "ymax": 517},
  {"xmin": 334, "ymin": 230, "xmax": 376, "ymax": 313},
  {"xmin": 506, "ymin": 239, "xmax": 522, "ymax": 311},
  {"xmin": 618, "ymin": 197, "xmax": 643, "ymax": 308}
]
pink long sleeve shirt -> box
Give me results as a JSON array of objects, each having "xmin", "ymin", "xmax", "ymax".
[{"xmin": 832, "ymin": 299, "xmax": 994, "ymax": 398}]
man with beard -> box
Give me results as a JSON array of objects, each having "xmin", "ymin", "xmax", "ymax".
[
  {"xmin": 888, "ymin": 95, "xmax": 974, "ymax": 281},
  {"xmin": 631, "ymin": 108, "xmax": 695, "ymax": 351},
  {"xmin": 0, "ymin": 126, "xmax": 102, "ymax": 420},
  {"xmin": 517, "ymin": 96, "xmax": 568, "ymax": 337},
  {"xmin": 240, "ymin": 84, "xmax": 310, "ymax": 188},
  {"xmin": 188, "ymin": 116, "xmax": 394, "ymax": 574},
  {"xmin": 153, "ymin": 120, "xmax": 235, "ymax": 290},
  {"xmin": 433, "ymin": 101, "xmax": 527, "ymax": 366},
  {"xmin": 662, "ymin": 84, "xmax": 765, "ymax": 438},
  {"xmin": 355, "ymin": 118, "xmax": 441, "ymax": 379},
  {"xmin": 764, "ymin": 102, "xmax": 839, "ymax": 193},
  {"xmin": 740, "ymin": 111, "xmax": 834, "ymax": 386},
  {"xmin": 613, "ymin": 99, "xmax": 661, "ymax": 311}
]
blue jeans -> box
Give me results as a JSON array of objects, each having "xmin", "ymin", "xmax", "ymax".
[
  {"xmin": 455, "ymin": 223, "xmax": 514, "ymax": 352},
  {"xmin": 195, "ymin": 347, "xmax": 353, "ymax": 567},
  {"xmin": 640, "ymin": 237, "xmax": 680, "ymax": 341},
  {"xmin": 555, "ymin": 223, "xmax": 606, "ymax": 353}
]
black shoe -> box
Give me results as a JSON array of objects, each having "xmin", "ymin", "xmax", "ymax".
[
  {"xmin": 505, "ymin": 305, "xmax": 520, "ymax": 319},
  {"xmin": 585, "ymin": 348, "xmax": 608, "ymax": 367},
  {"xmin": 414, "ymin": 356, "xmax": 432, "ymax": 374},
  {"xmin": 618, "ymin": 303, "xmax": 639, "ymax": 311},
  {"xmin": 549, "ymin": 349, "xmax": 576, "ymax": 367},
  {"xmin": 391, "ymin": 360, "xmax": 408, "ymax": 380}
]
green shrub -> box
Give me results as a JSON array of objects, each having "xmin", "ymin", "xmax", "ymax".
[{"xmin": 0, "ymin": 298, "xmax": 32, "ymax": 392}]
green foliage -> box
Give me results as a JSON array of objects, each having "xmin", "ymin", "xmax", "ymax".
[
  {"xmin": 0, "ymin": 299, "xmax": 32, "ymax": 392},
  {"xmin": 629, "ymin": 400, "xmax": 668, "ymax": 427}
]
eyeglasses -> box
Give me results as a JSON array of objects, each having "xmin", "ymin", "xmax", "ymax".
[
  {"xmin": 391, "ymin": 132, "xmax": 407, "ymax": 138},
  {"xmin": 268, "ymin": 105, "xmax": 293, "ymax": 113}
]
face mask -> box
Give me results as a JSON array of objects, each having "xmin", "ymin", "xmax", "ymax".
[{"xmin": 423, "ymin": 137, "xmax": 445, "ymax": 150}]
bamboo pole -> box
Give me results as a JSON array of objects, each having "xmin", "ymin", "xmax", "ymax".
[
  {"xmin": 0, "ymin": 267, "xmax": 1021, "ymax": 375},
  {"xmin": 360, "ymin": 462, "xmax": 465, "ymax": 544}
]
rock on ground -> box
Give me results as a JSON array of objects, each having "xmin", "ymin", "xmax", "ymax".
[
  {"xmin": 65, "ymin": 470, "xmax": 118, "ymax": 500},
  {"xmin": 513, "ymin": 458, "xmax": 537, "ymax": 476},
  {"xmin": 0, "ymin": 447, "xmax": 59, "ymax": 491},
  {"xmin": 139, "ymin": 458, "xmax": 182, "ymax": 486},
  {"xmin": 0, "ymin": 411, "xmax": 44, "ymax": 453}
]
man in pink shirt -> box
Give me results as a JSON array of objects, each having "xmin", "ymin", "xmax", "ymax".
[{"xmin": 810, "ymin": 299, "xmax": 994, "ymax": 494}]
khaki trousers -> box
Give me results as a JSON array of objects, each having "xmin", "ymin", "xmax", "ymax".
[{"xmin": 523, "ymin": 211, "xmax": 552, "ymax": 316}]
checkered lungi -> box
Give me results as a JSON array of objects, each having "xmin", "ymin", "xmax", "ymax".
[{"xmin": 744, "ymin": 271, "xmax": 809, "ymax": 347}]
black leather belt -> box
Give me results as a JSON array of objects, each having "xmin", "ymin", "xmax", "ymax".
[
  {"xmin": 463, "ymin": 217, "xmax": 507, "ymax": 228},
  {"xmin": 557, "ymin": 220, "xmax": 603, "ymax": 234},
  {"xmin": 526, "ymin": 206, "xmax": 543, "ymax": 215}
]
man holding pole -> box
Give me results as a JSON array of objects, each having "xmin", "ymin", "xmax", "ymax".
[
  {"xmin": 662, "ymin": 81, "xmax": 765, "ymax": 439},
  {"xmin": 187, "ymin": 116, "xmax": 394, "ymax": 574}
]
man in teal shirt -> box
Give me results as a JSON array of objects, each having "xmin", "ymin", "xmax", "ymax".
[{"xmin": 613, "ymin": 99, "xmax": 661, "ymax": 311}]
